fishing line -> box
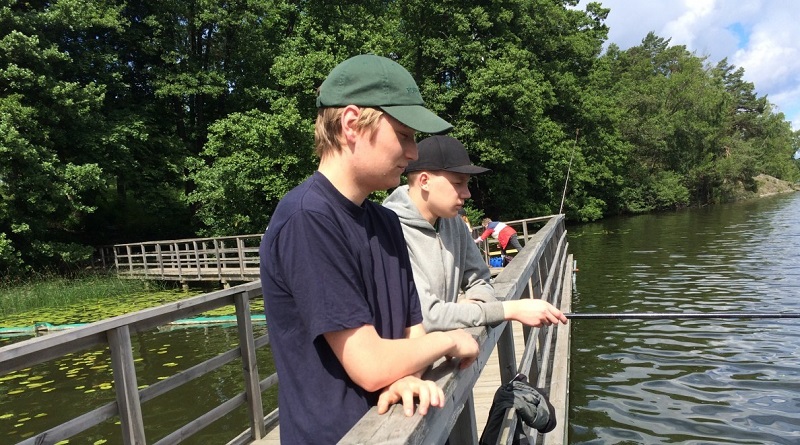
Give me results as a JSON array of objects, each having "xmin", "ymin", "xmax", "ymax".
[
  {"xmin": 559, "ymin": 129, "xmax": 580, "ymax": 215},
  {"xmin": 565, "ymin": 312, "xmax": 800, "ymax": 320}
]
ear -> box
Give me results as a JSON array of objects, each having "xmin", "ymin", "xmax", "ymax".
[
  {"xmin": 419, "ymin": 172, "xmax": 431, "ymax": 191},
  {"xmin": 340, "ymin": 105, "xmax": 361, "ymax": 144}
]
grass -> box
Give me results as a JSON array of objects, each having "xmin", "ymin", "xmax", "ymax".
[{"xmin": 0, "ymin": 272, "xmax": 159, "ymax": 319}]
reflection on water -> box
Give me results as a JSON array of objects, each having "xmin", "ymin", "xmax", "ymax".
[
  {"xmin": 1, "ymin": 324, "xmax": 276, "ymax": 444},
  {"xmin": 568, "ymin": 193, "xmax": 800, "ymax": 444}
]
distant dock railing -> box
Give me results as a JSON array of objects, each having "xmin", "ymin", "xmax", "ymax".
[
  {"xmin": 2, "ymin": 214, "xmax": 573, "ymax": 444},
  {"xmin": 113, "ymin": 234, "xmax": 262, "ymax": 284},
  {"xmin": 111, "ymin": 216, "xmax": 557, "ymax": 285}
]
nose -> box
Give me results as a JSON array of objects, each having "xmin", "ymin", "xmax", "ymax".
[{"xmin": 405, "ymin": 140, "xmax": 418, "ymax": 161}]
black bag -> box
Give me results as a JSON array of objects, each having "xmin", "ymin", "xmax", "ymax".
[{"xmin": 478, "ymin": 375, "xmax": 556, "ymax": 445}]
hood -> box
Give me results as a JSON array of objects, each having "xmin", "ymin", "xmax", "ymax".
[{"xmin": 382, "ymin": 185, "xmax": 435, "ymax": 233}]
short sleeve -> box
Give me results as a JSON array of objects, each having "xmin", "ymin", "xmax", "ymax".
[{"xmin": 275, "ymin": 210, "xmax": 373, "ymax": 338}]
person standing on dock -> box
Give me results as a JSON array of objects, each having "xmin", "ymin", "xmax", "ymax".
[
  {"xmin": 383, "ymin": 135, "xmax": 567, "ymax": 332},
  {"xmin": 476, "ymin": 217, "xmax": 524, "ymax": 264},
  {"xmin": 259, "ymin": 55, "xmax": 480, "ymax": 445}
]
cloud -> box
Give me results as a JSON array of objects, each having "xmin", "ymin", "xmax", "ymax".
[{"xmin": 580, "ymin": 0, "xmax": 800, "ymax": 130}]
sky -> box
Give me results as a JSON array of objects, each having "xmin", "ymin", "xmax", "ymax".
[{"xmin": 577, "ymin": 0, "xmax": 800, "ymax": 132}]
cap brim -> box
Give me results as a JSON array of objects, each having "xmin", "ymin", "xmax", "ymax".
[
  {"xmin": 404, "ymin": 164, "xmax": 491, "ymax": 175},
  {"xmin": 445, "ymin": 165, "xmax": 491, "ymax": 175},
  {"xmin": 381, "ymin": 105, "xmax": 453, "ymax": 135}
]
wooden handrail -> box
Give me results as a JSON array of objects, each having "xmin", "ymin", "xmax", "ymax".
[
  {"xmin": 339, "ymin": 215, "xmax": 572, "ymax": 444},
  {"xmin": 3, "ymin": 215, "xmax": 572, "ymax": 444},
  {"xmin": 0, "ymin": 281, "xmax": 272, "ymax": 445}
]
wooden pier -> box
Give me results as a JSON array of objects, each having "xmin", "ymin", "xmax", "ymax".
[
  {"xmin": 108, "ymin": 217, "xmax": 553, "ymax": 286},
  {"xmin": 2, "ymin": 215, "xmax": 573, "ymax": 445},
  {"xmin": 112, "ymin": 234, "xmax": 263, "ymax": 284}
]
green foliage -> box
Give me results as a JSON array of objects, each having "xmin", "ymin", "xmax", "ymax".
[
  {"xmin": 186, "ymin": 103, "xmax": 314, "ymax": 236},
  {"xmin": 1, "ymin": 0, "xmax": 798, "ymax": 277},
  {"xmin": 0, "ymin": 272, "xmax": 153, "ymax": 319}
]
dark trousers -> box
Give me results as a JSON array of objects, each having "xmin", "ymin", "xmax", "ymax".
[{"xmin": 501, "ymin": 234, "xmax": 523, "ymax": 256}]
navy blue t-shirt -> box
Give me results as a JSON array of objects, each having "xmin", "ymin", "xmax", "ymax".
[{"xmin": 259, "ymin": 172, "xmax": 423, "ymax": 444}]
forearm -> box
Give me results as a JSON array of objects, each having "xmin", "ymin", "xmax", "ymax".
[
  {"xmin": 423, "ymin": 297, "xmax": 504, "ymax": 331},
  {"xmin": 360, "ymin": 332, "xmax": 460, "ymax": 390},
  {"xmin": 325, "ymin": 327, "xmax": 460, "ymax": 392}
]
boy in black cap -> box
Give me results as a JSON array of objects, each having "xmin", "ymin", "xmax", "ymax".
[
  {"xmin": 259, "ymin": 55, "xmax": 480, "ymax": 444},
  {"xmin": 383, "ymin": 135, "xmax": 567, "ymax": 332}
]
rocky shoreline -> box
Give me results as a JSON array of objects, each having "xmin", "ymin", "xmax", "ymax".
[{"xmin": 753, "ymin": 174, "xmax": 800, "ymax": 197}]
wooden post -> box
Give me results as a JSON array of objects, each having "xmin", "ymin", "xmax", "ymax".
[
  {"xmin": 126, "ymin": 245, "xmax": 133, "ymax": 272},
  {"xmin": 496, "ymin": 321, "xmax": 517, "ymax": 385},
  {"xmin": 450, "ymin": 395, "xmax": 479, "ymax": 445},
  {"xmin": 237, "ymin": 237, "xmax": 246, "ymax": 279},
  {"xmin": 192, "ymin": 240, "xmax": 201, "ymax": 279},
  {"xmin": 234, "ymin": 293, "xmax": 266, "ymax": 440},
  {"xmin": 157, "ymin": 243, "xmax": 164, "ymax": 278},
  {"xmin": 214, "ymin": 238, "xmax": 222, "ymax": 280},
  {"xmin": 108, "ymin": 326, "xmax": 147, "ymax": 445}
]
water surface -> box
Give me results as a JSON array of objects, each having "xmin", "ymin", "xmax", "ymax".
[{"xmin": 568, "ymin": 193, "xmax": 800, "ymax": 444}]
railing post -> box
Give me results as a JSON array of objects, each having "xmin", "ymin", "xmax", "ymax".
[
  {"xmin": 192, "ymin": 240, "xmax": 201, "ymax": 279},
  {"xmin": 157, "ymin": 243, "xmax": 164, "ymax": 278},
  {"xmin": 214, "ymin": 238, "xmax": 222, "ymax": 280},
  {"xmin": 108, "ymin": 325, "xmax": 147, "ymax": 445},
  {"xmin": 173, "ymin": 243, "xmax": 182, "ymax": 280},
  {"xmin": 450, "ymin": 394, "xmax": 479, "ymax": 445},
  {"xmin": 126, "ymin": 245, "xmax": 133, "ymax": 272},
  {"xmin": 496, "ymin": 321, "xmax": 517, "ymax": 385},
  {"xmin": 237, "ymin": 237, "xmax": 245, "ymax": 279},
  {"xmin": 234, "ymin": 292, "xmax": 266, "ymax": 440}
]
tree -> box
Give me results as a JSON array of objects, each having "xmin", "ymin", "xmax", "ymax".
[{"xmin": 0, "ymin": 1, "xmax": 122, "ymax": 273}]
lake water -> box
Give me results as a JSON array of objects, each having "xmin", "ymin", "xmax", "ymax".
[
  {"xmin": 4, "ymin": 193, "xmax": 799, "ymax": 444},
  {"xmin": 1, "ymin": 323, "xmax": 276, "ymax": 444},
  {"xmin": 567, "ymin": 192, "xmax": 800, "ymax": 444}
]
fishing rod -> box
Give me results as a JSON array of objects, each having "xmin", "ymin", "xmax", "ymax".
[
  {"xmin": 565, "ymin": 312, "xmax": 800, "ymax": 320},
  {"xmin": 559, "ymin": 129, "xmax": 580, "ymax": 214}
]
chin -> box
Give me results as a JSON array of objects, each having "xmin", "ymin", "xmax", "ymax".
[{"xmin": 381, "ymin": 175, "xmax": 402, "ymax": 190}]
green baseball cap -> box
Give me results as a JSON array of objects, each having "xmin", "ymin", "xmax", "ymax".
[{"xmin": 316, "ymin": 54, "xmax": 453, "ymax": 135}]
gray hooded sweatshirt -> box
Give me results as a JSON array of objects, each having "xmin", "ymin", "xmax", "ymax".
[{"xmin": 383, "ymin": 185, "xmax": 506, "ymax": 332}]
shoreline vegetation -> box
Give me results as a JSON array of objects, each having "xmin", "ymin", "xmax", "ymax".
[
  {"xmin": 0, "ymin": 273, "xmax": 184, "ymax": 331},
  {"xmin": 0, "ymin": 272, "xmax": 151, "ymax": 318},
  {"xmin": 4, "ymin": 3, "xmax": 800, "ymax": 279},
  {"xmin": 1, "ymin": 177, "xmax": 796, "ymax": 328},
  {"xmin": 0, "ymin": 273, "xmax": 260, "ymax": 338}
]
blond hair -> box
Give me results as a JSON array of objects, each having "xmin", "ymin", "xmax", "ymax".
[
  {"xmin": 481, "ymin": 217, "xmax": 492, "ymax": 227},
  {"xmin": 314, "ymin": 107, "xmax": 384, "ymax": 158}
]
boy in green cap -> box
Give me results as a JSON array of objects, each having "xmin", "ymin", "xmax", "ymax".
[{"xmin": 259, "ymin": 55, "xmax": 480, "ymax": 444}]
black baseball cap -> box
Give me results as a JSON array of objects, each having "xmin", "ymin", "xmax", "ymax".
[{"xmin": 405, "ymin": 135, "xmax": 491, "ymax": 175}]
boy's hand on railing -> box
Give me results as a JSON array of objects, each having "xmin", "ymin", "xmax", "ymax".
[
  {"xmin": 504, "ymin": 299, "xmax": 568, "ymax": 327},
  {"xmin": 377, "ymin": 376, "xmax": 444, "ymax": 417},
  {"xmin": 443, "ymin": 329, "xmax": 479, "ymax": 369}
]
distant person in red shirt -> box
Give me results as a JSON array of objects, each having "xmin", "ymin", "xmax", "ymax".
[{"xmin": 475, "ymin": 218, "xmax": 523, "ymax": 262}]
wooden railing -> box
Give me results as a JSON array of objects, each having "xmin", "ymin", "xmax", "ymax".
[
  {"xmin": 2, "ymin": 215, "xmax": 572, "ymax": 445},
  {"xmin": 110, "ymin": 216, "xmax": 555, "ymax": 284},
  {"xmin": 113, "ymin": 234, "xmax": 262, "ymax": 283},
  {"xmin": 0, "ymin": 281, "xmax": 273, "ymax": 445},
  {"xmin": 340, "ymin": 214, "xmax": 573, "ymax": 444}
]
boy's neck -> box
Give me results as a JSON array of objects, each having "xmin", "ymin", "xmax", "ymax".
[
  {"xmin": 408, "ymin": 187, "xmax": 439, "ymax": 226},
  {"xmin": 318, "ymin": 157, "xmax": 368, "ymax": 205}
]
